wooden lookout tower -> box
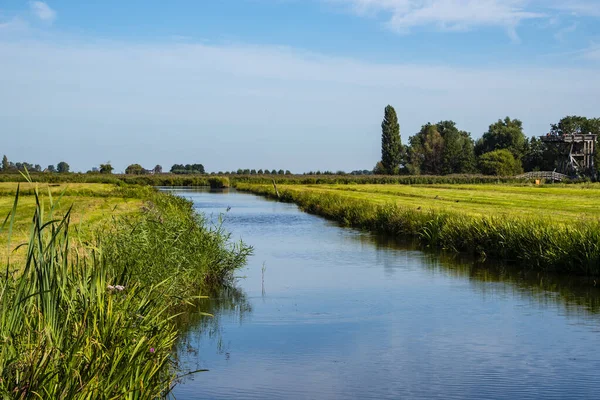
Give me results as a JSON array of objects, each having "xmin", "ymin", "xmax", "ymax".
[{"xmin": 540, "ymin": 133, "xmax": 597, "ymax": 176}]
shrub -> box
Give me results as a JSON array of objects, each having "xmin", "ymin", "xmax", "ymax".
[{"xmin": 478, "ymin": 149, "xmax": 523, "ymax": 176}]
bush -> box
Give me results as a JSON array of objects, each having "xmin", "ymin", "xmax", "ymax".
[{"xmin": 478, "ymin": 149, "xmax": 523, "ymax": 176}]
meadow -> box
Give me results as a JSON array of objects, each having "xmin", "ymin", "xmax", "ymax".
[
  {"xmin": 0, "ymin": 181, "xmax": 251, "ymax": 398},
  {"xmin": 0, "ymin": 183, "xmax": 148, "ymax": 265},
  {"xmin": 236, "ymin": 182, "xmax": 600, "ymax": 275}
]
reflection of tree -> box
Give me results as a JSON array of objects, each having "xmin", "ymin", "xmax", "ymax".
[{"xmin": 352, "ymin": 232, "xmax": 600, "ymax": 317}]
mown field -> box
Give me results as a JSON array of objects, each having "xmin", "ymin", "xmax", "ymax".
[
  {"xmin": 0, "ymin": 183, "xmax": 146, "ymax": 265},
  {"xmin": 270, "ymin": 183, "xmax": 600, "ymax": 223},
  {"xmin": 236, "ymin": 182, "xmax": 600, "ymax": 275}
]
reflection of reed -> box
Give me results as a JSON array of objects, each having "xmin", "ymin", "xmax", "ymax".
[
  {"xmin": 262, "ymin": 262, "xmax": 267, "ymax": 297},
  {"xmin": 353, "ymin": 232, "xmax": 600, "ymax": 317},
  {"xmin": 173, "ymin": 284, "xmax": 252, "ymax": 376}
]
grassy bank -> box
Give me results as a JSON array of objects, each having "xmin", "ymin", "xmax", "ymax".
[
  {"xmin": 0, "ymin": 182, "xmax": 250, "ymax": 398},
  {"xmin": 237, "ymin": 183, "xmax": 600, "ymax": 275},
  {"xmin": 0, "ymin": 172, "xmax": 525, "ymax": 187}
]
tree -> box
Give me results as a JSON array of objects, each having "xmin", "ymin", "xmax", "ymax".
[
  {"xmin": 407, "ymin": 123, "xmax": 445, "ymax": 175},
  {"xmin": 373, "ymin": 161, "xmax": 386, "ymax": 175},
  {"xmin": 421, "ymin": 125, "xmax": 444, "ymax": 174},
  {"xmin": 257, "ymin": 169, "xmax": 264, "ymax": 174},
  {"xmin": 100, "ymin": 163, "xmax": 114, "ymax": 174},
  {"xmin": 522, "ymin": 137, "xmax": 558, "ymax": 172},
  {"xmin": 271, "ymin": 169, "xmax": 277, "ymax": 175},
  {"xmin": 154, "ymin": 165, "xmax": 162, "ymax": 174},
  {"xmin": 1, "ymin": 155, "xmax": 8, "ymax": 172},
  {"xmin": 475, "ymin": 117, "xmax": 526, "ymax": 159},
  {"xmin": 285, "ymin": 170, "xmax": 291, "ymax": 175},
  {"xmin": 33, "ymin": 164, "xmax": 42, "ymax": 172},
  {"xmin": 47, "ymin": 164, "xmax": 56, "ymax": 173},
  {"xmin": 437, "ymin": 121, "xmax": 476, "ymax": 174},
  {"xmin": 57, "ymin": 161, "xmax": 70, "ymax": 173},
  {"xmin": 478, "ymin": 149, "xmax": 523, "ymax": 176},
  {"xmin": 550, "ymin": 116, "xmax": 600, "ymax": 136},
  {"xmin": 170, "ymin": 163, "xmax": 205, "ymax": 174},
  {"xmin": 380, "ymin": 105, "xmax": 403, "ymax": 174},
  {"xmin": 125, "ymin": 164, "xmax": 145, "ymax": 175}
]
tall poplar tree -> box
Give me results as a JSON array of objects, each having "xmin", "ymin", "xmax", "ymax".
[{"xmin": 381, "ymin": 105, "xmax": 403, "ymax": 175}]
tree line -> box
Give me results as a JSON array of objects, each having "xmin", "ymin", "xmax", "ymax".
[
  {"xmin": 377, "ymin": 105, "xmax": 600, "ymax": 176},
  {"xmin": 1, "ymin": 156, "xmax": 71, "ymax": 174},
  {"xmin": 0, "ymin": 158, "xmax": 294, "ymax": 176}
]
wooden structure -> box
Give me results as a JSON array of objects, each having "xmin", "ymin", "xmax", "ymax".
[
  {"xmin": 516, "ymin": 171, "xmax": 568, "ymax": 182},
  {"xmin": 541, "ymin": 133, "xmax": 597, "ymax": 176}
]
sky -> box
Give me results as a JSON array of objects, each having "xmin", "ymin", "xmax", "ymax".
[{"xmin": 1, "ymin": 1, "xmax": 599, "ymax": 173}]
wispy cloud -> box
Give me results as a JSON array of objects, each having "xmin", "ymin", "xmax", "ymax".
[
  {"xmin": 29, "ymin": 1, "xmax": 56, "ymax": 23},
  {"xmin": 0, "ymin": 17, "xmax": 29, "ymax": 32},
  {"xmin": 335, "ymin": 0, "xmax": 543, "ymax": 35},
  {"xmin": 332, "ymin": 0, "xmax": 600, "ymax": 38},
  {"xmin": 554, "ymin": 22, "xmax": 577, "ymax": 42},
  {"xmin": 582, "ymin": 44, "xmax": 600, "ymax": 60},
  {"xmin": 0, "ymin": 38, "xmax": 598, "ymax": 172},
  {"xmin": 550, "ymin": 0, "xmax": 600, "ymax": 18}
]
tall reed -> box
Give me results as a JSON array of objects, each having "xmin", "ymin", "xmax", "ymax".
[{"xmin": 0, "ymin": 183, "xmax": 250, "ymax": 398}]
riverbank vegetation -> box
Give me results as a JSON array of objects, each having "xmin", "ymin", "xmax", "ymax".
[
  {"xmin": 237, "ymin": 183, "xmax": 600, "ymax": 275},
  {"xmin": 0, "ymin": 181, "xmax": 250, "ymax": 397}
]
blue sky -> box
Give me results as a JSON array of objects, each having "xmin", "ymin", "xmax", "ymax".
[{"xmin": 1, "ymin": 1, "xmax": 599, "ymax": 172}]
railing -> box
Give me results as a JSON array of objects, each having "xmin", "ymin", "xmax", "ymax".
[{"xmin": 515, "ymin": 171, "xmax": 569, "ymax": 182}]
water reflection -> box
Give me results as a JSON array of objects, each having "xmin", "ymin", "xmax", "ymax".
[
  {"xmin": 354, "ymin": 233, "xmax": 600, "ymax": 317},
  {"xmin": 171, "ymin": 188, "xmax": 600, "ymax": 400},
  {"xmin": 173, "ymin": 285, "xmax": 252, "ymax": 385}
]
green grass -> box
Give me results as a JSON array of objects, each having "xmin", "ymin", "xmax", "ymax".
[
  {"xmin": 0, "ymin": 182, "xmax": 251, "ymax": 397},
  {"xmin": 279, "ymin": 183, "xmax": 600, "ymax": 223},
  {"xmin": 0, "ymin": 183, "xmax": 147, "ymax": 267},
  {"xmin": 236, "ymin": 182, "xmax": 600, "ymax": 275}
]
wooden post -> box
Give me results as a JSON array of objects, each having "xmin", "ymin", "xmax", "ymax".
[{"xmin": 272, "ymin": 179, "xmax": 280, "ymax": 199}]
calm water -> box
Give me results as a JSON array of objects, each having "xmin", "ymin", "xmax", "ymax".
[{"xmin": 169, "ymin": 188, "xmax": 600, "ymax": 400}]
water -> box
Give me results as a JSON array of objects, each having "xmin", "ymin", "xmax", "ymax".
[{"xmin": 170, "ymin": 188, "xmax": 600, "ymax": 400}]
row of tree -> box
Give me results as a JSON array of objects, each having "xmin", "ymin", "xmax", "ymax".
[
  {"xmin": 1, "ymin": 156, "xmax": 71, "ymax": 173},
  {"xmin": 219, "ymin": 169, "xmax": 292, "ymax": 175},
  {"xmin": 377, "ymin": 106, "xmax": 600, "ymax": 176}
]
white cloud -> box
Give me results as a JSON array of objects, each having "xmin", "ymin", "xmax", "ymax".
[
  {"xmin": 332, "ymin": 0, "xmax": 600, "ymax": 38},
  {"xmin": 0, "ymin": 17, "xmax": 29, "ymax": 32},
  {"xmin": 0, "ymin": 38, "xmax": 598, "ymax": 172},
  {"xmin": 554, "ymin": 22, "xmax": 577, "ymax": 42},
  {"xmin": 550, "ymin": 0, "xmax": 600, "ymax": 17},
  {"xmin": 335, "ymin": 0, "xmax": 544, "ymax": 34},
  {"xmin": 582, "ymin": 44, "xmax": 600, "ymax": 60},
  {"xmin": 29, "ymin": 1, "xmax": 56, "ymax": 23}
]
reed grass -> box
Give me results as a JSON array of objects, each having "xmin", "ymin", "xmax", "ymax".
[
  {"xmin": 237, "ymin": 183, "xmax": 600, "ymax": 275},
  {"xmin": 0, "ymin": 182, "xmax": 251, "ymax": 398}
]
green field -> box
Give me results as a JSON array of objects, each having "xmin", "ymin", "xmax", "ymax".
[
  {"xmin": 272, "ymin": 183, "xmax": 600, "ymax": 223},
  {"xmin": 236, "ymin": 182, "xmax": 600, "ymax": 274},
  {"xmin": 0, "ymin": 183, "xmax": 144, "ymax": 264}
]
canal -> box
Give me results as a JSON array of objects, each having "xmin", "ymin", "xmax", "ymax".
[{"xmin": 171, "ymin": 188, "xmax": 600, "ymax": 400}]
